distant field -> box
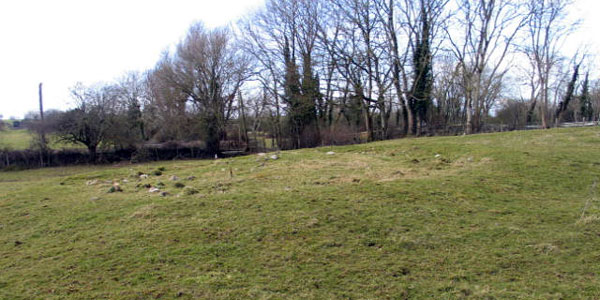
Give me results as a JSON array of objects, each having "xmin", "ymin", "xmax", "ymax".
[
  {"xmin": 1, "ymin": 128, "xmax": 600, "ymax": 299},
  {"xmin": 0, "ymin": 129, "xmax": 33, "ymax": 149},
  {"xmin": 0, "ymin": 129, "xmax": 82, "ymax": 150}
]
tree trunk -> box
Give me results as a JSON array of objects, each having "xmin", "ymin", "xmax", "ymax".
[
  {"xmin": 88, "ymin": 145, "xmax": 97, "ymax": 163},
  {"xmin": 238, "ymin": 91, "xmax": 250, "ymax": 152},
  {"xmin": 465, "ymin": 98, "xmax": 473, "ymax": 135}
]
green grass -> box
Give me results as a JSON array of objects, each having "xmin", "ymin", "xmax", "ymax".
[
  {"xmin": 0, "ymin": 129, "xmax": 32, "ymax": 149},
  {"xmin": 1, "ymin": 127, "xmax": 600, "ymax": 299},
  {"xmin": 0, "ymin": 129, "xmax": 83, "ymax": 150}
]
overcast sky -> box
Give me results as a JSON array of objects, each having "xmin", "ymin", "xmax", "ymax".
[
  {"xmin": 0, "ymin": 0, "xmax": 264, "ymax": 119},
  {"xmin": 0, "ymin": 0, "xmax": 598, "ymax": 119}
]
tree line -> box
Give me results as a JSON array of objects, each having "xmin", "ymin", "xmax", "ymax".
[{"xmin": 13, "ymin": 0, "xmax": 600, "ymax": 161}]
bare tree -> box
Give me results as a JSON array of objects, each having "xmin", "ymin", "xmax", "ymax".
[
  {"xmin": 241, "ymin": 0, "xmax": 324, "ymax": 148},
  {"xmin": 447, "ymin": 0, "xmax": 528, "ymax": 134},
  {"xmin": 144, "ymin": 60, "xmax": 192, "ymax": 142},
  {"xmin": 523, "ymin": 0, "xmax": 575, "ymax": 128},
  {"xmin": 114, "ymin": 71, "xmax": 147, "ymax": 143},
  {"xmin": 56, "ymin": 83, "xmax": 119, "ymax": 161},
  {"xmin": 157, "ymin": 23, "xmax": 250, "ymax": 154},
  {"xmin": 395, "ymin": 0, "xmax": 449, "ymax": 135}
]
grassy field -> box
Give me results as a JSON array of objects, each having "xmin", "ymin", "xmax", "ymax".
[
  {"xmin": 1, "ymin": 128, "xmax": 600, "ymax": 299},
  {"xmin": 0, "ymin": 129, "xmax": 33, "ymax": 150},
  {"xmin": 0, "ymin": 129, "xmax": 82, "ymax": 150}
]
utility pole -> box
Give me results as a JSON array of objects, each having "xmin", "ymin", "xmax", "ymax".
[
  {"xmin": 39, "ymin": 83, "xmax": 44, "ymax": 121},
  {"xmin": 38, "ymin": 83, "xmax": 47, "ymax": 167}
]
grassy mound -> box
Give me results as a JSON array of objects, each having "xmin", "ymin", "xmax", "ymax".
[{"xmin": 1, "ymin": 127, "xmax": 600, "ymax": 299}]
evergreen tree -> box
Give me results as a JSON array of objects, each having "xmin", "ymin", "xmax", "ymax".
[{"xmin": 580, "ymin": 73, "xmax": 593, "ymax": 122}]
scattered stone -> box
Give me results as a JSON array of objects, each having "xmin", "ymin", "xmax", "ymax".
[
  {"xmin": 160, "ymin": 191, "xmax": 169, "ymax": 197},
  {"xmin": 467, "ymin": 156, "xmax": 474, "ymax": 162},
  {"xmin": 182, "ymin": 187, "xmax": 200, "ymax": 195},
  {"xmin": 270, "ymin": 155, "xmax": 279, "ymax": 160},
  {"xmin": 326, "ymin": 151, "xmax": 335, "ymax": 155},
  {"xmin": 174, "ymin": 182, "xmax": 185, "ymax": 188},
  {"xmin": 90, "ymin": 197, "xmax": 100, "ymax": 201},
  {"xmin": 435, "ymin": 154, "xmax": 441, "ymax": 158},
  {"xmin": 185, "ymin": 176, "xmax": 196, "ymax": 181},
  {"xmin": 139, "ymin": 174, "xmax": 149, "ymax": 179},
  {"xmin": 169, "ymin": 175, "xmax": 179, "ymax": 181},
  {"xmin": 122, "ymin": 179, "xmax": 129, "ymax": 183},
  {"xmin": 257, "ymin": 153, "xmax": 266, "ymax": 157},
  {"xmin": 137, "ymin": 183, "xmax": 151, "ymax": 189},
  {"xmin": 307, "ymin": 218, "xmax": 319, "ymax": 227},
  {"xmin": 149, "ymin": 187, "xmax": 161, "ymax": 193},
  {"xmin": 86, "ymin": 179, "xmax": 99, "ymax": 186},
  {"xmin": 108, "ymin": 184, "xmax": 123, "ymax": 193}
]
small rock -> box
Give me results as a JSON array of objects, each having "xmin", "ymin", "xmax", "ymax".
[
  {"xmin": 122, "ymin": 179, "xmax": 129, "ymax": 183},
  {"xmin": 182, "ymin": 187, "xmax": 200, "ymax": 195},
  {"xmin": 307, "ymin": 218, "xmax": 319, "ymax": 227},
  {"xmin": 257, "ymin": 153, "xmax": 266, "ymax": 157},
  {"xmin": 169, "ymin": 175, "xmax": 179, "ymax": 181},
  {"xmin": 108, "ymin": 184, "xmax": 123, "ymax": 193},
  {"xmin": 149, "ymin": 187, "xmax": 161, "ymax": 193},
  {"xmin": 174, "ymin": 182, "xmax": 185, "ymax": 188},
  {"xmin": 270, "ymin": 155, "xmax": 279, "ymax": 160},
  {"xmin": 326, "ymin": 151, "xmax": 335, "ymax": 155},
  {"xmin": 86, "ymin": 179, "xmax": 99, "ymax": 186},
  {"xmin": 467, "ymin": 156, "xmax": 474, "ymax": 162},
  {"xmin": 139, "ymin": 174, "xmax": 149, "ymax": 179},
  {"xmin": 435, "ymin": 154, "xmax": 441, "ymax": 158},
  {"xmin": 185, "ymin": 176, "xmax": 196, "ymax": 181},
  {"xmin": 160, "ymin": 191, "xmax": 169, "ymax": 197},
  {"xmin": 90, "ymin": 197, "xmax": 100, "ymax": 201}
]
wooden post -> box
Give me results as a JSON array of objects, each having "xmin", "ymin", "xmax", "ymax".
[
  {"xmin": 39, "ymin": 83, "xmax": 44, "ymax": 121},
  {"xmin": 38, "ymin": 83, "xmax": 47, "ymax": 167}
]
